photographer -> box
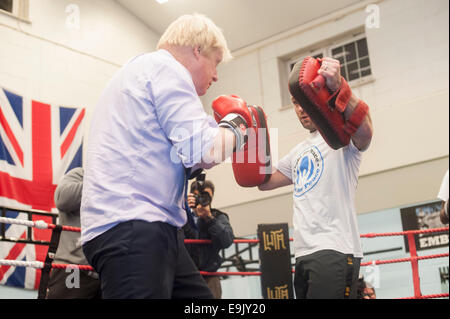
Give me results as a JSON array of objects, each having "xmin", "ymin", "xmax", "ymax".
[{"xmin": 184, "ymin": 179, "xmax": 234, "ymax": 299}]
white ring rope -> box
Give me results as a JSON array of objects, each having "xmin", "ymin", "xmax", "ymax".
[
  {"xmin": 0, "ymin": 259, "xmax": 94, "ymax": 271},
  {"xmin": 0, "ymin": 259, "xmax": 44, "ymax": 269},
  {"xmin": 0, "ymin": 216, "xmax": 49, "ymax": 229}
]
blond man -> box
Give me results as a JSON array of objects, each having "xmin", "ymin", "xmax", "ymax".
[{"xmin": 81, "ymin": 14, "xmax": 238, "ymax": 298}]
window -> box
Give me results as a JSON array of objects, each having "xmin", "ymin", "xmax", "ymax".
[
  {"xmin": 0, "ymin": 0, "xmax": 13, "ymax": 13},
  {"xmin": 331, "ymin": 37, "xmax": 371, "ymax": 82},
  {"xmin": 281, "ymin": 33, "xmax": 373, "ymax": 107},
  {"xmin": 0, "ymin": 0, "xmax": 29, "ymax": 20}
]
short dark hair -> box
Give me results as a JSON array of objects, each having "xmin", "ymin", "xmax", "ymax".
[{"xmin": 190, "ymin": 180, "xmax": 215, "ymax": 195}]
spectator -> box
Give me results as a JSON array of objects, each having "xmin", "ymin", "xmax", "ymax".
[
  {"xmin": 46, "ymin": 167, "xmax": 101, "ymax": 299},
  {"xmin": 185, "ymin": 179, "xmax": 234, "ymax": 298}
]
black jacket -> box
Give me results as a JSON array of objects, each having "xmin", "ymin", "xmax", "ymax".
[{"xmin": 183, "ymin": 208, "xmax": 234, "ymax": 273}]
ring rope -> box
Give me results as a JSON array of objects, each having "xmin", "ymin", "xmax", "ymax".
[
  {"xmin": 0, "ymin": 218, "xmax": 448, "ymax": 298},
  {"xmin": 360, "ymin": 227, "xmax": 449, "ymax": 238},
  {"xmin": 0, "ymin": 259, "xmax": 44, "ymax": 269},
  {"xmin": 0, "ymin": 217, "xmax": 48, "ymax": 230},
  {"xmin": 398, "ymin": 293, "xmax": 449, "ymax": 299},
  {"xmin": 0, "ymin": 216, "xmax": 80, "ymax": 232},
  {"xmin": 361, "ymin": 253, "xmax": 449, "ymax": 266},
  {"xmin": 1, "ymin": 216, "xmax": 447, "ymax": 242},
  {"xmin": 0, "ymin": 259, "xmax": 263, "ymax": 276}
]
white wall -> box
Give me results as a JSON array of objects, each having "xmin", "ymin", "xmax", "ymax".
[
  {"xmin": 0, "ymin": 0, "xmax": 160, "ymax": 166},
  {"xmin": 0, "ymin": 0, "xmax": 159, "ymax": 297},
  {"xmin": 200, "ymin": 0, "xmax": 449, "ymax": 236}
]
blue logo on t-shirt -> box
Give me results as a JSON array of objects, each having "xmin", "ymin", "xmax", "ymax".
[{"xmin": 293, "ymin": 146, "xmax": 324, "ymax": 197}]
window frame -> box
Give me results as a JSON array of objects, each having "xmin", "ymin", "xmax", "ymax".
[
  {"xmin": 328, "ymin": 33, "xmax": 372, "ymax": 84},
  {"xmin": 0, "ymin": 0, "xmax": 29, "ymax": 22},
  {"xmin": 0, "ymin": 0, "xmax": 13, "ymax": 14}
]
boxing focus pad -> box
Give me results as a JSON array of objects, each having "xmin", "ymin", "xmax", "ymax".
[
  {"xmin": 212, "ymin": 95, "xmax": 272, "ymax": 187},
  {"xmin": 288, "ymin": 57, "xmax": 369, "ymax": 150}
]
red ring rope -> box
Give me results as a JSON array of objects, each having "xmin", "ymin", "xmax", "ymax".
[{"xmin": 0, "ymin": 217, "xmax": 448, "ymax": 299}]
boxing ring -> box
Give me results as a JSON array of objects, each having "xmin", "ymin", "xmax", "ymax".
[{"xmin": 0, "ymin": 212, "xmax": 448, "ymax": 299}]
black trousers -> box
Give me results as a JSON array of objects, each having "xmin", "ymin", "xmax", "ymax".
[
  {"xmin": 82, "ymin": 220, "xmax": 213, "ymax": 299},
  {"xmin": 294, "ymin": 249, "xmax": 361, "ymax": 299}
]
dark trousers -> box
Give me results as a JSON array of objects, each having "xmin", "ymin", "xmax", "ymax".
[
  {"xmin": 294, "ymin": 249, "xmax": 361, "ymax": 299},
  {"xmin": 82, "ymin": 220, "xmax": 214, "ymax": 299},
  {"xmin": 46, "ymin": 268, "xmax": 101, "ymax": 299}
]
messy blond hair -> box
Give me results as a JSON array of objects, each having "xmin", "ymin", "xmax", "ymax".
[{"xmin": 157, "ymin": 13, "xmax": 232, "ymax": 62}]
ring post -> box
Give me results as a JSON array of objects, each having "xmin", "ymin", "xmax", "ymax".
[
  {"xmin": 257, "ymin": 223, "xmax": 293, "ymax": 299},
  {"xmin": 406, "ymin": 232, "xmax": 422, "ymax": 298}
]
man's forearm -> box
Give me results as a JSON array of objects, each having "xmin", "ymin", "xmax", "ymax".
[
  {"xmin": 258, "ymin": 169, "xmax": 292, "ymax": 191},
  {"xmin": 200, "ymin": 127, "xmax": 236, "ymax": 169},
  {"xmin": 344, "ymin": 94, "xmax": 373, "ymax": 150}
]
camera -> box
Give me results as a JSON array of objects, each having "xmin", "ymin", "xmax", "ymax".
[{"xmin": 193, "ymin": 174, "xmax": 212, "ymax": 207}]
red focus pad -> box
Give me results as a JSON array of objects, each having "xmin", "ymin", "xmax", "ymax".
[
  {"xmin": 343, "ymin": 100, "xmax": 369, "ymax": 135},
  {"xmin": 232, "ymin": 105, "xmax": 272, "ymax": 187},
  {"xmin": 289, "ymin": 57, "xmax": 354, "ymax": 150},
  {"xmin": 331, "ymin": 78, "xmax": 352, "ymax": 113}
]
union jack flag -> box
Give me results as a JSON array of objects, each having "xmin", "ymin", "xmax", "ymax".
[{"xmin": 0, "ymin": 87, "xmax": 85, "ymax": 289}]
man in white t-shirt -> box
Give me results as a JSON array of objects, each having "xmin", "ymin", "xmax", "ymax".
[
  {"xmin": 437, "ymin": 170, "xmax": 449, "ymax": 224},
  {"xmin": 259, "ymin": 57, "xmax": 373, "ymax": 299}
]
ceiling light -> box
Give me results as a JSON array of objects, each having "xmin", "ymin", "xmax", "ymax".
[{"xmin": 155, "ymin": 0, "xmax": 169, "ymax": 4}]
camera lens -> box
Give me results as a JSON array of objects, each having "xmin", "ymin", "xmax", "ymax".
[{"xmin": 195, "ymin": 192, "xmax": 211, "ymax": 207}]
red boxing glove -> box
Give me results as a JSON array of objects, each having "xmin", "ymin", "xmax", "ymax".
[
  {"xmin": 212, "ymin": 95, "xmax": 252, "ymax": 151},
  {"xmin": 212, "ymin": 95, "xmax": 272, "ymax": 187}
]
